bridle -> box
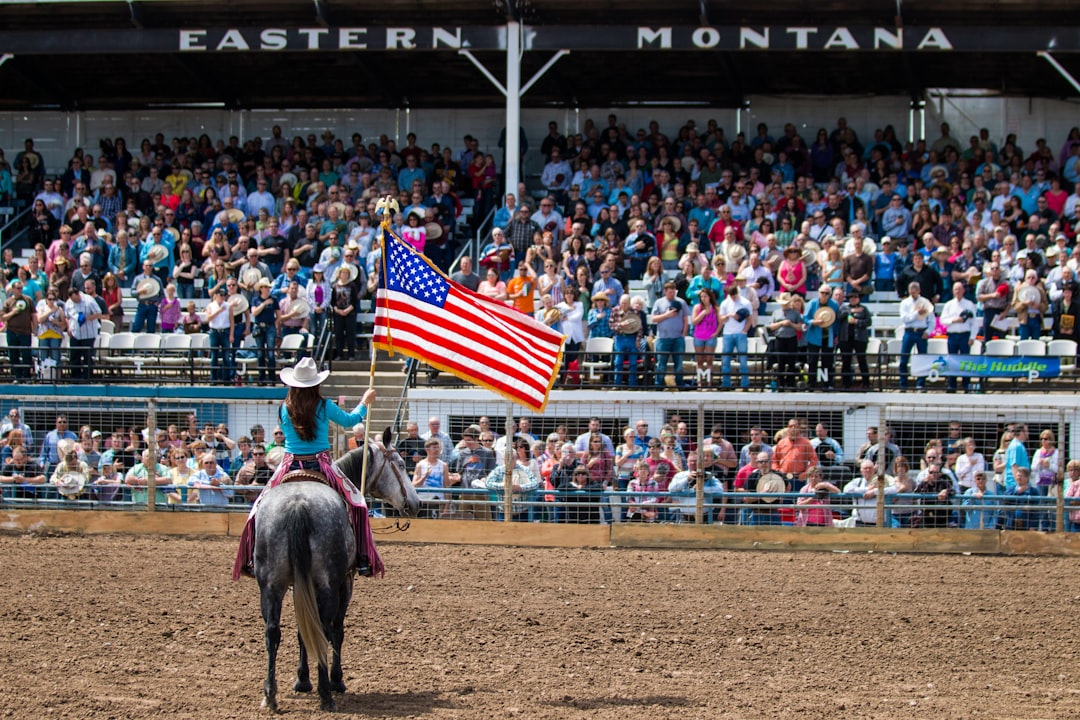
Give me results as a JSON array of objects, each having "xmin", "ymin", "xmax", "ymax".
[{"xmin": 366, "ymin": 441, "xmax": 412, "ymax": 534}]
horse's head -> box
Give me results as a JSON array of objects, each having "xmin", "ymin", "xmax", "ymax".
[{"xmin": 338, "ymin": 427, "xmax": 420, "ymax": 517}]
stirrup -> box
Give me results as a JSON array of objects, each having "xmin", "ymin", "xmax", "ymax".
[{"xmin": 357, "ymin": 558, "xmax": 373, "ymax": 577}]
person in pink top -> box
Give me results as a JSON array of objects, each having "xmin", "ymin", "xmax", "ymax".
[{"xmin": 401, "ymin": 210, "xmax": 427, "ymax": 253}]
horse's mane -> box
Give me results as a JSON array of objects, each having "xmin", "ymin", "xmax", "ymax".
[
  {"xmin": 334, "ymin": 444, "xmax": 369, "ymax": 482},
  {"xmin": 334, "ymin": 439, "xmax": 391, "ymax": 482}
]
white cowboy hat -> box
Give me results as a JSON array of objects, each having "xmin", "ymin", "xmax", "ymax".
[
  {"xmin": 814, "ymin": 307, "xmax": 837, "ymax": 328},
  {"xmin": 281, "ymin": 298, "xmax": 311, "ymax": 320},
  {"xmin": 338, "ymin": 264, "xmax": 359, "ymax": 284},
  {"xmin": 425, "ymin": 222, "xmax": 444, "ymax": 241},
  {"xmin": 280, "ymin": 357, "xmax": 330, "ymax": 388},
  {"xmin": 278, "ymin": 172, "xmax": 298, "ymax": 188},
  {"xmin": 145, "ymin": 244, "xmax": 170, "ymax": 264},
  {"xmin": 242, "ymin": 267, "xmax": 264, "ymax": 287},
  {"xmin": 135, "ymin": 277, "xmax": 162, "ymax": 299},
  {"xmin": 265, "ymin": 446, "xmax": 285, "ymax": 469},
  {"xmin": 660, "ymin": 215, "xmax": 682, "ymax": 234},
  {"xmin": 227, "ymin": 293, "xmax": 249, "ymax": 315},
  {"xmin": 55, "ymin": 471, "xmax": 87, "ymax": 498},
  {"xmin": 224, "ymin": 208, "xmax": 246, "ymax": 224},
  {"xmin": 57, "ymin": 438, "xmax": 78, "ymax": 459},
  {"xmin": 757, "ymin": 472, "xmax": 786, "ymax": 502}
]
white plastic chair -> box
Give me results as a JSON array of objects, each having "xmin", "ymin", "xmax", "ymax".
[
  {"xmin": 1016, "ymin": 339, "xmax": 1047, "ymax": 357},
  {"xmin": 926, "ymin": 338, "xmax": 949, "ymax": 355},
  {"xmin": 580, "ymin": 336, "xmax": 614, "ymax": 382},
  {"xmin": 1047, "ymin": 339, "xmax": 1078, "ymax": 373},
  {"xmin": 983, "ymin": 339, "xmax": 1016, "ymax": 357}
]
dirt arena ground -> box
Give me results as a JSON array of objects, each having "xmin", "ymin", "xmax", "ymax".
[{"xmin": 0, "ymin": 533, "xmax": 1076, "ymax": 720}]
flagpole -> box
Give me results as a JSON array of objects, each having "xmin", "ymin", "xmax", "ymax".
[{"xmin": 360, "ymin": 195, "xmax": 399, "ymax": 498}]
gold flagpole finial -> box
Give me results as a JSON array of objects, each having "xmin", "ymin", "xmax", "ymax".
[{"xmin": 375, "ymin": 195, "xmax": 399, "ymax": 229}]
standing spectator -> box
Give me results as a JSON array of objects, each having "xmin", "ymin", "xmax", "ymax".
[
  {"xmin": 690, "ymin": 288, "xmax": 720, "ymax": 386},
  {"xmin": 250, "ymin": 278, "xmax": 278, "ymax": 384},
  {"xmin": 36, "ymin": 416, "xmax": 76, "ymax": 474},
  {"xmin": 650, "ymin": 281, "xmax": 690, "ymax": 387},
  {"xmin": 837, "ymin": 288, "xmax": 872, "ymax": 389},
  {"xmin": 718, "ymin": 284, "xmax": 752, "ymax": 390},
  {"xmin": 804, "ymin": 285, "xmax": 839, "ymax": 389},
  {"xmin": 2, "ymin": 281, "xmax": 35, "ymax": 381},
  {"xmin": 1031, "ymin": 429, "xmax": 1061, "ymax": 500},
  {"xmin": 841, "ymin": 228, "xmax": 874, "ymax": 296},
  {"xmin": 420, "ymin": 417, "xmax": 453, "ymax": 465},
  {"xmin": 205, "ymin": 287, "xmax": 234, "ymax": 384},
  {"xmin": 975, "ymin": 262, "xmax": 1010, "ymax": 341},
  {"xmin": 130, "ymin": 260, "xmax": 162, "ymax": 333},
  {"xmin": 772, "ymin": 419, "xmax": 818, "ymax": 486},
  {"xmin": 810, "ymin": 423, "xmax": 844, "ymax": 467},
  {"xmin": 896, "ymin": 252, "xmax": 941, "ymax": 303},
  {"xmin": 940, "ymin": 281, "xmax": 977, "ymax": 393},
  {"xmin": 898, "ymin": 281, "xmax": 934, "ymax": 392},
  {"xmin": 331, "ymin": 265, "xmax": 360, "ymax": 360},
  {"xmin": 1003, "ymin": 424, "xmax": 1031, "ymax": 493},
  {"xmin": 913, "ymin": 463, "xmax": 954, "ymax": 528},
  {"xmin": 65, "ymin": 286, "xmax": 105, "ymax": 381},
  {"xmin": 610, "ymin": 294, "xmax": 641, "ymax": 387},
  {"xmin": 1012, "ymin": 269, "xmax": 1048, "ymax": 341},
  {"xmin": 954, "ymin": 437, "xmax": 987, "ymax": 494},
  {"xmin": 396, "ymin": 421, "xmax": 426, "ymax": 476}
]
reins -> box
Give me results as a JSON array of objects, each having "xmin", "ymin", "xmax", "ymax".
[{"xmin": 364, "ymin": 440, "xmax": 414, "ymax": 534}]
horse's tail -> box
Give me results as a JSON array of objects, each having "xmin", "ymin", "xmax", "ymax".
[{"xmin": 285, "ymin": 506, "xmax": 330, "ymax": 670}]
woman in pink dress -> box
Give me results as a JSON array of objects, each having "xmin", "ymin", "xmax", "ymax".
[
  {"xmin": 401, "ymin": 211, "xmax": 427, "ymax": 253},
  {"xmin": 777, "ymin": 245, "xmax": 807, "ymax": 297}
]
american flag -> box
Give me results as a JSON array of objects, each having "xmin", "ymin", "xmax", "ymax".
[{"xmin": 373, "ymin": 229, "xmax": 565, "ymax": 412}]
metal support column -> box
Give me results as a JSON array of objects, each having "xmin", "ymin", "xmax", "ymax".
[{"xmin": 458, "ymin": 20, "xmax": 568, "ymax": 203}]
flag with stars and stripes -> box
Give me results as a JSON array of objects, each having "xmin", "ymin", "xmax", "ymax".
[{"xmin": 373, "ymin": 229, "xmax": 565, "ymax": 412}]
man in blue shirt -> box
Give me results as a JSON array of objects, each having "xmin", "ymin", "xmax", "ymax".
[
  {"xmin": 1003, "ymin": 424, "xmax": 1030, "ymax": 493},
  {"xmin": 881, "ymin": 194, "xmax": 912, "ymax": 241}
]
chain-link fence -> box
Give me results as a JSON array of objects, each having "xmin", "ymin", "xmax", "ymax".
[
  {"xmin": 400, "ymin": 389, "xmax": 1079, "ymax": 531},
  {"xmin": 0, "ymin": 392, "xmax": 283, "ymax": 510},
  {"xmin": 3, "ymin": 389, "xmax": 1077, "ymax": 533}
]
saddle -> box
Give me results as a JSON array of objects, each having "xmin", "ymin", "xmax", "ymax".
[{"xmin": 280, "ymin": 468, "xmax": 330, "ymax": 487}]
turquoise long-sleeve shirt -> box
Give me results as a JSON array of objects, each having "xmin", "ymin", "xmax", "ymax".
[{"xmin": 280, "ymin": 398, "xmax": 367, "ymax": 455}]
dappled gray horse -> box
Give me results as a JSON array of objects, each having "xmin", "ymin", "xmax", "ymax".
[{"xmin": 254, "ymin": 428, "xmax": 419, "ymax": 711}]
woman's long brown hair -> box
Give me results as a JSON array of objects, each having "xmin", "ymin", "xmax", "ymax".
[{"xmin": 285, "ymin": 385, "xmax": 323, "ymax": 442}]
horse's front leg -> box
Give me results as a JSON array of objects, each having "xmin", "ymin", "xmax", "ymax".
[
  {"xmin": 260, "ymin": 586, "xmax": 283, "ymax": 712},
  {"xmin": 294, "ymin": 629, "xmax": 312, "ymax": 693}
]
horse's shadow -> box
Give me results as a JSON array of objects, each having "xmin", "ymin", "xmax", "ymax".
[{"xmin": 324, "ymin": 688, "xmax": 460, "ymax": 716}]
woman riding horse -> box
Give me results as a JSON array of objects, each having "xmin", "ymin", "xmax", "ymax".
[{"xmin": 233, "ymin": 356, "xmax": 381, "ymax": 579}]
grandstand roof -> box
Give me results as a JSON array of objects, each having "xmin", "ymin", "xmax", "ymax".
[{"xmin": 1, "ymin": 0, "xmax": 1079, "ymax": 109}]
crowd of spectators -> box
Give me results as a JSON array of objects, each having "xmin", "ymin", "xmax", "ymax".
[
  {"xmin": 0, "ymin": 408, "xmax": 308, "ymax": 505},
  {"xmin": 387, "ymin": 412, "xmax": 1078, "ymax": 530},
  {"xmin": 4, "ymin": 116, "xmax": 1080, "ymax": 389},
  {"xmin": 2, "ymin": 405, "xmax": 1076, "ymax": 530}
]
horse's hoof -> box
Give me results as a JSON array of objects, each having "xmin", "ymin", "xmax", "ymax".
[
  {"xmin": 320, "ymin": 699, "xmax": 337, "ymax": 712},
  {"xmin": 260, "ymin": 696, "xmax": 278, "ymax": 712},
  {"xmin": 330, "ymin": 680, "xmax": 347, "ymax": 693},
  {"xmin": 294, "ymin": 679, "xmax": 313, "ymax": 693}
]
